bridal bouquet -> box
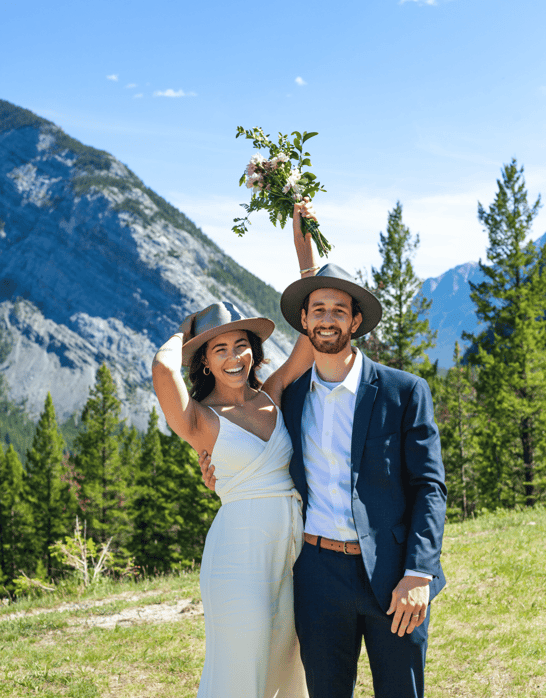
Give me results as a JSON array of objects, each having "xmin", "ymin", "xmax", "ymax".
[{"xmin": 232, "ymin": 126, "xmax": 332, "ymax": 257}]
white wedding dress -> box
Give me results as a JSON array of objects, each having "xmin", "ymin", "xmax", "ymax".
[{"xmin": 197, "ymin": 393, "xmax": 308, "ymax": 698}]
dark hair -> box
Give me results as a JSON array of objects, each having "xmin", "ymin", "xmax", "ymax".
[
  {"xmin": 301, "ymin": 292, "xmax": 362, "ymax": 321},
  {"xmin": 188, "ymin": 330, "xmax": 268, "ymax": 402}
]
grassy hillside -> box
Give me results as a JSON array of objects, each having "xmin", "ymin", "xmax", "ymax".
[{"xmin": 0, "ymin": 506, "xmax": 544, "ymax": 697}]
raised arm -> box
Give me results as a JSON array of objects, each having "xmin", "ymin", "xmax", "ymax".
[
  {"xmin": 151, "ymin": 314, "xmax": 211, "ymax": 449},
  {"xmin": 262, "ymin": 199, "xmax": 318, "ymax": 403}
]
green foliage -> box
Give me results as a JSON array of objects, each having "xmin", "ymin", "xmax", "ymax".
[
  {"xmin": 0, "ymin": 444, "xmax": 33, "ymax": 594},
  {"xmin": 73, "ymin": 365, "xmax": 130, "ymax": 545},
  {"xmin": 435, "ymin": 343, "xmax": 481, "ymax": 520},
  {"xmin": 26, "ymin": 393, "xmax": 73, "ymax": 576},
  {"xmin": 0, "ymin": 99, "xmax": 50, "ymax": 132},
  {"xmin": 131, "ymin": 408, "xmax": 177, "ymax": 573},
  {"xmin": 356, "ymin": 201, "xmax": 436, "ymax": 373},
  {"xmin": 160, "ymin": 428, "xmax": 220, "ymax": 566},
  {"xmin": 463, "ymin": 159, "xmax": 546, "ymax": 508}
]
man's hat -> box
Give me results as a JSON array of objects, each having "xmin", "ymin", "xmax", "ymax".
[
  {"xmin": 181, "ymin": 301, "xmax": 275, "ymax": 366},
  {"xmin": 280, "ymin": 264, "xmax": 382, "ymax": 338}
]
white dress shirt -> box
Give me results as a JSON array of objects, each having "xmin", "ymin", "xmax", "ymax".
[{"xmin": 302, "ymin": 349, "xmax": 432, "ymax": 580}]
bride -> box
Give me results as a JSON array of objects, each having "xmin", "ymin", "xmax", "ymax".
[{"xmin": 152, "ymin": 201, "xmax": 318, "ymax": 697}]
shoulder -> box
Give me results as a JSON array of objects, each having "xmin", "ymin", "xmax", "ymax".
[
  {"xmin": 280, "ymin": 368, "xmax": 312, "ymax": 410},
  {"xmin": 359, "ymin": 352, "xmax": 431, "ymax": 400}
]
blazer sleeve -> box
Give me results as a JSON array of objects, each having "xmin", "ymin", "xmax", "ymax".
[{"xmin": 401, "ymin": 377, "xmax": 447, "ymax": 577}]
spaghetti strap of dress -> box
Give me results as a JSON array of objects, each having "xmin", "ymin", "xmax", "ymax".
[{"xmin": 260, "ymin": 389, "xmax": 279, "ymax": 409}]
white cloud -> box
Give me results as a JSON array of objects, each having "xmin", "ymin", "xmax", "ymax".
[
  {"xmin": 295, "ymin": 76, "xmax": 307, "ymax": 86},
  {"xmin": 125, "ymin": 83, "xmax": 138, "ymax": 89},
  {"xmin": 133, "ymin": 93, "xmax": 144, "ymax": 99},
  {"xmin": 153, "ymin": 88, "xmax": 196, "ymax": 98},
  {"xmin": 106, "ymin": 74, "xmax": 119, "ymax": 81}
]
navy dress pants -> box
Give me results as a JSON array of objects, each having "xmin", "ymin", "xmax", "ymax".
[{"xmin": 293, "ymin": 541, "xmax": 429, "ymax": 698}]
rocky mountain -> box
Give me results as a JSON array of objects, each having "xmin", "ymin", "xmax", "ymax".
[{"xmin": 0, "ymin": 100, "xmax": 294, "ymax": 431}]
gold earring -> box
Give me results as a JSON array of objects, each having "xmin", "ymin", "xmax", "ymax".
[{"xmin": 203, "ymin": 366, "xmax": 211, "ymax": 376}]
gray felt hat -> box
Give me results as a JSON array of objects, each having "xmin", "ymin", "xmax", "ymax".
[
  {"xmin": 181, "ymin": 301, "xmax": 275, "ymax": 366},
  {"xmin": 280, "ymin": 264, "xmax": 382, "ymax": 338}
]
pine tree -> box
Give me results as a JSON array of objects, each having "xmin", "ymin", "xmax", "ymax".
[
  {"xmin": 161, "ymin": 428, "xmax": 221, "ymax": 566},
  {"xmin": 25, "ymin": 393, "xmax": 72, "ymax": 576},
  {"xmin": 436, "ymin": 343, "xmax": 480, "ymax": 519},
  {"xmin": 0, "ymin": 445, "xmax": 33, "ymax": 589},
  {"xmin": 131, "ymin": 408, "xmax": 178, "ymax": 573},
  {"xmin": 463, "ymin": 159, "xmax": 546, "ymax": 507},
  {"xmin": 357, "ymin": 202, "xmax": 436, "ymax": 373},
  {"xmin": 73, "ymin": 364, "xmax": 129, "ymax": 543}
]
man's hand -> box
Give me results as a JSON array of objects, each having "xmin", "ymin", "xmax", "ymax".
[
  {"xmin": 387, "ymin": 576, "xmax": 430, "ymax": 636},
  {"xmin": 198, "ymin": 450, "xmax": 216, "ymax": 492}
]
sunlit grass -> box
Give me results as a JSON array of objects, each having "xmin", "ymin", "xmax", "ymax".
[{"xmin": 1, "ymin": 509, "xmax": 545, "ymax": 697}]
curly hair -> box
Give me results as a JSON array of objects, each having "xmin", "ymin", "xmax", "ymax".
[{"xmin": 188, "ymin": 331, "xmax": 268, "ymax": 402}]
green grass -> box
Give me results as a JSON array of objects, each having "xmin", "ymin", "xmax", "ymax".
[{"xmin": 1, "ymin": 508, "xmax": 545, "ymax": 697}]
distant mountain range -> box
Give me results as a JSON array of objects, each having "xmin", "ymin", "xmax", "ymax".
[
  {"xmin": 420, "ymin": 229, "xmax": 546, "ymax": 368},
  {"xmin": 1, "ymin": 99, "xmax": 544, "ymax": 431}
]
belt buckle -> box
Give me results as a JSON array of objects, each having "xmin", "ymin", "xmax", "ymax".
[{"xmin": 343, "ymin": 541, "xmax": 350, "ymax": 555}]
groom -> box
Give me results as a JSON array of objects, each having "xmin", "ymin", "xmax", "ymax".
[{"xmin": 279, "ymin": 263, "xmax": 446, "ymax": 698}]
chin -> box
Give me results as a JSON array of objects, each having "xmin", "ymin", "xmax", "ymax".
[{"xmin": 309, "ymin": 332, "xmax": 351, "ymax": 355}]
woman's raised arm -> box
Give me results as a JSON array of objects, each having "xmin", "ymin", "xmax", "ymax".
[
  {"xmin": 262, "ymin": 199, "xmax": 319, "ymax": 402},
  {"xmin": 152, "ymin": 314, "xmax": 208, "ymax": 446}
]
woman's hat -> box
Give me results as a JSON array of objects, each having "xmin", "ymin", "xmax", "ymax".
[
  {"xmin": 280, "ymin": 264, "xmax": 382, "ymax": 338},
  {"xmin": 181, "ymin": 301, "xmax": 275, "ymax": 366}
]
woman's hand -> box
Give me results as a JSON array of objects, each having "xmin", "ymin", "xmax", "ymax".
[
  {"xmin": 199, "ymin": 450, "xmax": 217, "ymax": 492},
  {"xmin": 293, "ymin": 197, "xmax": 319, "ymax": 277},
  {"xmin": 177, "ymin": 311, "xmax": 198, "ymax": 339}
]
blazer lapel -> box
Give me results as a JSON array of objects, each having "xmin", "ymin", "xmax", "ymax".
[
  {"xmin": 286, "ymin": 370, "xmax": 312, "ymax": 507},
  {"xmin": 351, "ymin": 352, "xmax": 378, "ymax": 484}
]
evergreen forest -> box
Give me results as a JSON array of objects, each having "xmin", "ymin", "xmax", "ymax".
[{"xmin": 1, "ymin": 158, "xmax": 546, "ymax": 596}]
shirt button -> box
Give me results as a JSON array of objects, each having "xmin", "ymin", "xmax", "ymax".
[{"xmin": 331, "ymin": 488, "xmax": 337, "ymax": 494}]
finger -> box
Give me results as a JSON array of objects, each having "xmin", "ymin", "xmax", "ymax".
[
  {"xmin": 414, "ymin": 607, "xmax": 427, "ymax": 627},
  {"xmin": 406, "ymin": 612, "xmax": 421, "ymax": 634},
  {"xmin": 390, "ymin": 608, "xmax": 404, "ymax": 634},
  {"xmin": 204, "ymin": 465, "xmax": 216, "ymax": 484},
  {"xmin": 397, "ymin": 611, "xmax": 413, "ymax": 637}
]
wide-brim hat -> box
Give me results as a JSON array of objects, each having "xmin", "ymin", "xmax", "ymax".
[
  {"xmin": 181, "ymin": 301, "xmax": 275, "ymax": 366},
  {"xmin": 280, "ymin": 263, "xmax": 382, "ymax": 338}
]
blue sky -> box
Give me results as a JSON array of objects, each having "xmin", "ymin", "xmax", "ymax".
[{"xmin": 3, "ymin": 0, "xmax": 546, "ymax": 292}]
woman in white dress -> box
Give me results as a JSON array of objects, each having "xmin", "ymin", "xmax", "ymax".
[{"xmin": 152, "ymin": 202, "xmax": 318, "ymax": 697}]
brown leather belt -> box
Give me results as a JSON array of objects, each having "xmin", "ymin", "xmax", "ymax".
[{"xmin": 304, "ymin": 532, "xmax": 361, "ymax": 555}]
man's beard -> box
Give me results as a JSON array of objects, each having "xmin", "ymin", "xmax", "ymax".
[{"xmin": 308, "ymin": 326, "xmax": 352, "ymax": 355}]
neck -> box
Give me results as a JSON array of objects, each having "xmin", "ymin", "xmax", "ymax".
[
  {"xmin": 209, "ymin": 382, "xmax": 252, "ymax": 406},
  {"xmin": 313, "ymin": 344, "xmax": 356, "ymax": 382}
]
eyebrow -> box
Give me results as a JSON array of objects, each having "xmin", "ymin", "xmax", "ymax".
[
  {"xmin": 211, "ymin": 337, "xmax": 249, "ymax": 350},
  {"xmin": 310, "ymin": 301, "xmax": 350, "ymax": 309}
]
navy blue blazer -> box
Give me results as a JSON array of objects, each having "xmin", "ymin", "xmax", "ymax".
[{"xmin": 281, "ymin": 350, "xmax": 447, "ymax": 612}]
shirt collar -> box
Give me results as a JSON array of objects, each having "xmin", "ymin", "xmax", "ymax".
[{"xmin": 310, "ymin": 348, "xmax": 363, "ymax": 395}]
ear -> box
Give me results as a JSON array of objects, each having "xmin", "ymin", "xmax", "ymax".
[
  {"xmin": 301, "ymin": 308, "xmax": 308, "ymax": 331},
  {"xmin": 351, "ymin": 311, "xmax": 363, "ymax": 335}
]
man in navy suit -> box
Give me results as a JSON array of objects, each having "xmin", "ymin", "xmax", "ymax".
[{"xmin": 279, "ymin": 263, "xmax": 446, "ymax": 698}]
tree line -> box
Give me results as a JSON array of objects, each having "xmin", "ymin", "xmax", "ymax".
[
  {"xmin": 357, "ymin": 159, "xmax": 546, "ymax": 518},
  {"xmin": 0, "ymin": 365, "xmax": 219, "ymax": 596},
  {"xmin": 1, "ymin": 158, "xmax": 545, "ymax": 595}
]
